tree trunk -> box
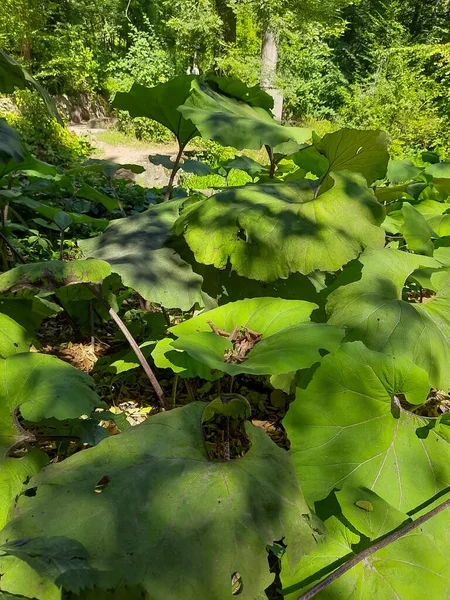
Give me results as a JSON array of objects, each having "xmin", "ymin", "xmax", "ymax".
[
  {"xmin": 216, "ymin": 0, "xmax": 236, "ymax": 44},
  {"xmin": 260, "ymin": 28, "xmax": 283, "ymax": 122}
]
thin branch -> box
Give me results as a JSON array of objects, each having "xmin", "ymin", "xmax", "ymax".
[
  {"xmin": 296, "ymin": 495, "xmax": 450, "ymax": 600},
  {"xmin": 88, "ymin": 285, "xmax": 167, "ymax": 410},
  {"xmin": 0, "ymin": 231, "xmax": 26, "ymax": 264},
  {"xmin": 164, "ymin": 144, "xmax": 185, "ymax": 201}
]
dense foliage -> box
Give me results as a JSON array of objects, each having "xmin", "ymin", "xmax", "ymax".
[
  {"xmin": 2, "ymin": 0, "xmax": 450, "ymax": 154},
  {"xmin": 1, "ymin": 67, "xmax": 450, "ymax": 599}
]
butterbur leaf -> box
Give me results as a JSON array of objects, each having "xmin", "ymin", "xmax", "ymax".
[
  {"xmin": 113, "ymin": 77, "xmax": 198, "ymax": 145},
  {"xmin": 179, "ymin": 158, "xmax": 211, "ymax": 176},
  {"xmin": 13, "ymin": 197, "xmax": 109, "ymax": 229},
  {"xmin": 178, "ymin": 79, "xmax": 297, "ymax": 151},
  {"xmin": 0, "ymin": 353, "xmax": 103, "ymax": 455},
  {"xmin": 153, "ymin": 298, "xmax": 343, "ymax": 377},
  {"xmin": 335, "ymin": 485, "xmax": 409, "ymax": 538},
  {"xmin": 0, "ymin": 313, "xmax": 32, "ymax": 358},
  {"xmin": 401, "ymin": 202, "xmax": 436, "ymax": 255},
  {"xmin": 0, "ymin": 451, "xmax": 48, "ymax": 529},
  {"xmin": 315, "ymin": 128, "xmax": 389, "ymax": 184},
  {"xmin": 387, "ymin": 159, "xmax": 422, "ymax": 184},
  {"xmin": 0, "ymin": 537, "xmax": 93, "ymax": 593},
  {"xmin": 79, "ymin": 200, "xmax": 204, "ymax": 310},
  {"xmin": 284, "ymin": 341, "xmax": 450, "ymax": 511},
  {"xmin": 0, "ymin": 260, "xmax": 111, "ymax": 294},
  {"xmin": 281, "ymin": 517, "xmax": 358, "ymax": 599},
  {"xmin": 0, "ymin": 403, "xmax": 316, "ymax": 600},
  {"xmin": 169, "ymin": 297, "xmax": 318, "ymax": 337},
  {"xmin": 177, "ymin": 172, "xmax": 385, "ymax": 281},
  {"xmin": 326, "ymin": 248, "xmax": 450, "ymax": 389},
  {"xmin": 280, "ymin": 513, "xmax": 450, "ymax": 600},
  {"xmin": 152, "ymin": 337, "xmax": 222, "ymax": 380},
  {"xmin": 76, "ymin": 183, "xmax": 119, "ymax": 212}
]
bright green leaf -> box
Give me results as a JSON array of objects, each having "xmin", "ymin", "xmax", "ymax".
[
  {"xmin": 335, "ymin": 485, "xmax": 409, "ymax": 539},
  {"xmin": 0, "ymin": 313, "xmax": 32, "ymax": 358},
  {"xmin": 177, "ymin": 172, "xmax": 385, "ymax": 281},
  {"xmin": 0, "ymin": 353, "xmax": 103, "ymax": 455},
  {"xmin": 326, "ymin": 248, "xmax": 450, "ymax": 388},
  {"xmin": 284, "ymin": 341, "xmax": 449, "ymax": 510},
  {"xmin": 315, "ymin": 129, "xmax": 389, "ymax": 184}
]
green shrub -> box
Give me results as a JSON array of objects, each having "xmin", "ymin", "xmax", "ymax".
[
  {"xmin": 1, "ymin": 90, "xmax": 92, "ymax": 166},
  {"xmin": 114, "ymin": 110, "xmax": 174, "ymax": 144},
  {"xmin": 338, "ymin": 48, "xmax": 450, "ymax": 157}
]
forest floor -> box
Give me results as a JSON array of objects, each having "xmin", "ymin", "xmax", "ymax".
[{"xmin": 70, "ymin": 124, "xmax": 180, "ymax": 188}]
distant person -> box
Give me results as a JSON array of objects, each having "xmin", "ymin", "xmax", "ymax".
[
  {"xmin": 186, "ymin": 66, "xmax": 191, "ymax": 75},
  {"xmin": 192, "ymin": 62, "xmax": 200, "ymax": 76}
]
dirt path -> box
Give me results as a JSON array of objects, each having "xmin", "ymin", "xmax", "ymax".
[{"xmin": 70, "ymin": 124, "xmax": 180, "ymax": 188}]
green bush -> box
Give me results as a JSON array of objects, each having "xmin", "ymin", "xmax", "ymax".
[
  {"xmin": 0, "ymin": 90, "xmax": 92, "ymax": 166},
  {"xmin": 114, "ymin": 110, "xmax": 174, "ymax": 144},
  {"xmin": 338, "ymin": 48, "xmax": 450, "ymax": 156}
]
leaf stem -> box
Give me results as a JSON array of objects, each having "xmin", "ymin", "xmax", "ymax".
[
  {"xmin": 164, "ymin": 143, "xmax": 185, "ymax": 201},
  {"xmin": 295, "ymin": 495, "xmax": 450, "ymax": 600},
  {"xmin": 265, "ymin": 145, "xmax": 276, "ymax": 178},
  {"xmin": 88, "ymin": 285, "xmax": 167, "ymax": 410}
]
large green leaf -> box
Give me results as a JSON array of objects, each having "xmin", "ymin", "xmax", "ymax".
[
  {"xmin": 177, "ymin": 172, "xmax": 385, "ymax": 281},
  {"xmin": 281, "ymin": 512, "xmax": 450, "ymax": 600},
  {"xmin": 0, "ymin": 119, "xmax": 24, "ymax": 165},
  {"xmin": 0, "ymin": 260, "xmax": 111, "ymax": 294},
  {"xmin": 171, "ymin": 323, "xmax": 343, "ymax": 377},
  {"xmin": 80, "ymin": 200, "xmax": 203, "ymax": 310},
  {"xmin": 0, "ymin": 353, "xmax": 103, "ymax": 455},
  {"xmin": 315, "ymin": 129, "xmax": 389, "ymax": 185},
  {"xmin": 178, "ymin": 79, "xmax": 298, "ymax": 151},
  {"xmin": 0, "ymin": 402, "xmax": 316, "ymax": 600},
  {"xmin": 170, "ymin": 297, "xmax": 318, "ymax": 336},
  {"xmin": 326, "ymin": 248, "xmax": 450, "ymax": 389},
  {"xmin": 0, "ymin": 314, "xmax": 32, "ymax": 358},
  {"xmin": 401, "ymin": 202, "xmax": 436, "ymax": 255},
  {"xmin": 0, "ymin": 51, "xmax": 62, "ymax": 124},
  {"xmin": 153, "ymin": 298, "xmax": 343, "ymax": 377},
  {"xmin": 113, "ymin": 77, "xmax": 198, "ymax": 146},
  {"xmin": 0, "ymin": 451, "xmax": 48, "ymax": 529},
  {"xmin": 284, "ymin": 341, "xmax": 450, "ymax": 510}
]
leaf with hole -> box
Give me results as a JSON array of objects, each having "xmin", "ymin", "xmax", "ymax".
[{"xmin": 0, "ymin": 402, "xmax": 316, "ymax": 600}]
